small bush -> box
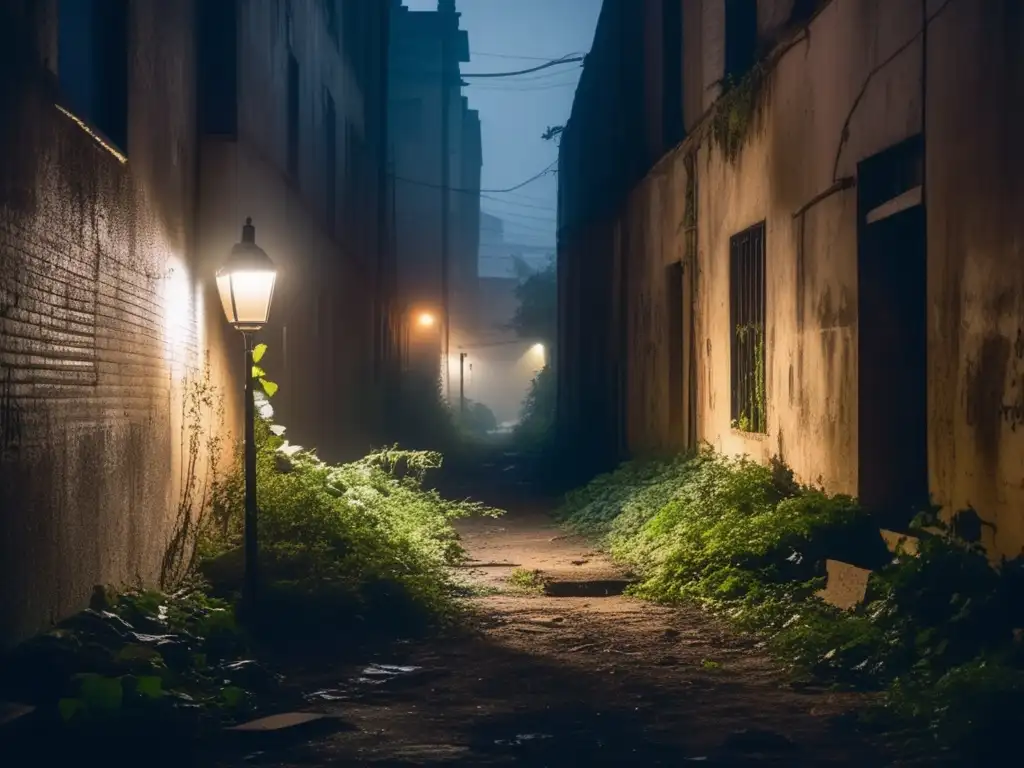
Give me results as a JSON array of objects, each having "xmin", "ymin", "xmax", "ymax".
[
  {"xmin": 557, "ymin": 448, "xmax": 1024, "ymax": 761},
  {"xmin": 200, "ymin": 393, "xmax": 501, "ymax": 645},
  {"xmin": 515, "ymin": 364, "xmax": 555, "ymax": 448}
]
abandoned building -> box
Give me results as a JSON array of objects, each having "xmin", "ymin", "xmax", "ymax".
[{"xmin": 558, "ymin": 0, "xmax": 1024, "ymax": 558}]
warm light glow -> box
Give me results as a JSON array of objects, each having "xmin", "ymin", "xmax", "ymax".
[
  {"xmin": 217, "ymin": 270, "xmax": 277, "ymax": 330},
  {"xmin": 417, "ymin": 312, "xmax": 436, "ymax": 328},
  {"xmin": 529, "ymin": 342, "xmax": 547, "ymax": 366},
  {"xmin": 163, "ymin": 259, "xmax": 193, "ymax": 359}
]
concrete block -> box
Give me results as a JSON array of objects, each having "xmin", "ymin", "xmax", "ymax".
[{"xmin": 815, "ymin": 559, "xmax": 872, "ymax": 610}]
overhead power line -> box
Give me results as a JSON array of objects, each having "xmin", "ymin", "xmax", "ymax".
[
  {"xmin": 461, "ymin": 55, "xmax": 585, "ymax": 78},
  {"xmin": 470, "ymin": 49, "xmax": 585, "ymax": 62},
  {"xmin": 391, "ymin": 159, "xmax": 557, "ymax": 194}
]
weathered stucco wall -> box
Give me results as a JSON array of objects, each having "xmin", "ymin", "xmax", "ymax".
[
  {"xmin": 0, "ymin": 2, "xmax": 232, "ymax": 647},
  {"xmin": 926, "ymin": 0, "xmax": 1024, "ymax": 557},
  {"xmin": 610, "ymin": 0, "xmax": 1024, "ymax": 556},
  {"xmin": 198, "ymin": 139, "xmax": 374, "ymax": 463},
  {"xmin": 196, "ymin": 0, "xmax": 387, "ymax": 464}
]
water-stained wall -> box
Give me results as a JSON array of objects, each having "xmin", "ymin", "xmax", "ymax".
[
  {"xmin": 0, "ymin": 1, "xmax": 229, "ymax": 647},
  {"xmin": 570, "ymin": 0, "xmax": 1024, "ymax": 556}
]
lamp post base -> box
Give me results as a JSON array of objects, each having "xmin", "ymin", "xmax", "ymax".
[{"xmin": 242, "ymin": 331, "xmax": 260, "ymax": 614}]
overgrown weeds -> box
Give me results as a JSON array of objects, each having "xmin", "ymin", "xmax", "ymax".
[
  {"xmin": 198, "ymin": 379, "xmax": 502, "ymax": 648},
  {"xmin": 557, "ymin": 449, "xmax": 1024, "ymax": 762},
  {"xmin": 0, "ymin": 584, "xmax": 260, "ymax": 744},
  {"xmin": 506, "ymin": 568, "xmax": 548, "ymax": 595}
]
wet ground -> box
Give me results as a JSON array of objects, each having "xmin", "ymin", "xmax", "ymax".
[{"xmin": 218, "ymin": 453, "xmax": 893, "ymax": 767}]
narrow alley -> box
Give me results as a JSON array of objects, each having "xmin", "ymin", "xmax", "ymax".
[
  {"xmin": 222, "ymin": 464, "xmax": 886, "ymax": 767},
  {"xmin": 3, "ymin": 1, "xmax": 1024, "ymax": 766}
]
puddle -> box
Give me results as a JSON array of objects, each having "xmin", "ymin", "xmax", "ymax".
[
  {"xmin": 304, "ymin": 664, "xmax": 425, "ymax": 702},
  {"xmin": 544, "ymin": 580, "xmax": 634, "ymax": 598},
  {"xmin": 494, "ymin": 733, "xmax": 554, "ymax": 747},
  {"xmin": 305, "ymin": 689, "xmax": 349, "ymax": 702},
  {"xmin": 355, "ymin": 664, "xmax": 421, "ymax": 684}
]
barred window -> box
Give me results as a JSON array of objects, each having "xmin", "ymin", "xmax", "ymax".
[{"xmin": 729, "ymin": 221, "xmax": 766, "ymax": 433}]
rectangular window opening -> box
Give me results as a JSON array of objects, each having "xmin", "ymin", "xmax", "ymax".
[
  {"xmin": 58, "ymin": 0, "xmax": 129, "ymax": 154},
  {"xmin": 724, "ymin": 0, "xmax": 758, "ymax": 82},
  {"xmin": 287, "ymin": 53, "xmax": 300, "ymax": 180},
  {"xmin": 729, "ymin": 221, "xmax": 767, "ymax": 434}
]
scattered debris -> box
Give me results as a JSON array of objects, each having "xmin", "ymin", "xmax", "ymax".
[
  {"xmin": 228, "ymin": 712, "xmax": 332, "ymax": 732},
  {"xmin": 0, "ymin": 701, "xmax": 34, "ymax": 727},
  {"xmin": 567, "ymin": 643, "xmax": 597, "ymax": 653},
  {"xmin": 494, "ymin": 733, "xmax": 553, "ymax": 747}
]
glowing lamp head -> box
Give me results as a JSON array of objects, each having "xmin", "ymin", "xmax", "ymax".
[
  {"xmin": 416, "ymin": 312, "xmax": 436, "ymax": 328},
  {"xmin": 217, "ymin": 218, "xmax": 277, "ymax": 332}
]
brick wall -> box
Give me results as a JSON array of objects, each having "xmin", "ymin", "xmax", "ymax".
[{"xmin": 0, "ymin": 2, "xmax": 229, "ymax": 648}]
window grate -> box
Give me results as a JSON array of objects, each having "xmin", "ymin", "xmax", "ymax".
[{"xmin": 729, "ymin": 221, "xmax": 766, "ymax": 433}]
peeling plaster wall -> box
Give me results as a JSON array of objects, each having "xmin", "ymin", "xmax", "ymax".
[
  {"xmin": 602, "ymin": 0, "xmax": 1024, "ymax": 556},
  {"xmin": 621, "ymin": 0, "xmax": 922, "ymax": 485},
  {"xmin": 927, "ymin": 0, "xmax": 1024, "ymax": 558},
  {"xmin": 0, "ymin": 2, "xmax": 229, "ymax": 647}
]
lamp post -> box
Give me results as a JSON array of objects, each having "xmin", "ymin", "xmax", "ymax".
[
  {"xmin": 216, "ymin": 217, "xmax": 277, "ymax": 613},
  {"xmin": 459, "ymin": 352, "xmax": 467, "ymax": 414}
]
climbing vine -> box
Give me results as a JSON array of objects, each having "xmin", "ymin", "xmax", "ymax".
[
  {"xmin": 709, "ymin": 61, "xmax": 771, "ymax": 163},
  {"xmin": 732, "ymin": 323, "xmax": 766, "ymax": 433},
  {"xmin": 161, "ymin": 354, "xmax": 226, "ymax": 588}
]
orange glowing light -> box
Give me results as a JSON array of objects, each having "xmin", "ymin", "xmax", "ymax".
[{"xmin": 416, "ymin": 312, "xmax": 436, "ymax": 328}]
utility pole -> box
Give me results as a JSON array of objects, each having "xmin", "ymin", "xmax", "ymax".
[
  {"xmin": 459, "ymin": 352, "xmax": 467, "ymax": 414},
  {"xmin": 439, "ymin": 0, "xmax": 452, "ymax": 403}
]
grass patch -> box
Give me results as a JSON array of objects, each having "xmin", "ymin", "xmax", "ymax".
[
  {"xmin": 506, "ymin": 568, "xmax": 548, "ymax": 595},
  {"xmin": 556, "ymin": 448, "xmax": 1024, "ymax": 762}
]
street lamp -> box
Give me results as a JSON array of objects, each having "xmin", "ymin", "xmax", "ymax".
[{"xmin": 216, "ymin": 217, "xmax": 277, "ymax": 613}]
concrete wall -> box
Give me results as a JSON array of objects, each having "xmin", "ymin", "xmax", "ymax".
[
  {"xmin": 197, "ymin": 0, "xmax": 388, "ymax": 462},
  {"xmin": 389, "ymin": 4, "xmax": 478, "ymax": 367},
  {"xmin": 562, "ymin": 0, "xmax": 1024, "ymax": 556},
  {"xmin": 926, "ymin": 0, "xmax": 1024, "ymax": 558},
  {"xmin": 0, "ymin": 0, "xmax": 223, "ymax": 647},
  {"xmin": 0, "ymin": 0, "xmax": 392, "ymax": 647}
]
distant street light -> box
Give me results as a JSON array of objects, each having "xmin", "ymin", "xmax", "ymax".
[
  {"xmin": 216, "ymin": 217, "xmax": 277, "ymax": 614},
  {"xmin": 417, "ymin": 311, "xmax": 436, "ymax": 328}
]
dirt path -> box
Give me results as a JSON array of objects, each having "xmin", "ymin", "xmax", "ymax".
[{"xmin": 236, "ymin": 499, "xmax": 890, "ymax": 767}]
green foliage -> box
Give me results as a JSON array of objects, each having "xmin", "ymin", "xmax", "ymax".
[
  {"xmin": 201, "ymin": 382, "xmax": 502, "ymax": 640},
  {"xmin": 515, "ymin": 364, "xmax": 555, "ymax": 446},
  {"xmin": 507, "ymin": 568, "xmax": 547, "ymax": 595},
  {"xmin": 393, "ymin": 367, "xmax": 461, "ymax": 452},
  {"xmin": 510, "ymin": 259, "xmax": 556, "ymax": 345},
  {"xmin": 557, "ymin": 450, "xmax": 1024, "ymax": 760},
  {"xmin": 2, "ymin": 586, "xmax": 255, "ymax": 733},
  {"xmin": 709, "ymin": 62, "xmax": 770, "ymax": 163},
  {"xmin": 162, "ymin": 356, "xmax": 226, "ymax": 589},
  {"xmin": 455, "ymin": 399, "xmax": 498, "ymax": 437}
]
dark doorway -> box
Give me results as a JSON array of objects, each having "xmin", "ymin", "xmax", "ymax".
[{"xmin": 857, "ymin": 136, "xmax": 928, "ymax": 529}]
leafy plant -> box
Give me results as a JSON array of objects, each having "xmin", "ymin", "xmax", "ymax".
[
  {"xmin": 556, "ymin": 450, "xmax": 1024, "ymax": 762},
  {"xmin": 507, "ymin": 568, "xmax": 547, "ymax": 595},
  {"xmin": 161, "ymin": 355, "xmax": 226, "ymax": 589},
  {"xmin": 515, "ymin": 364, "xmax": 555, "ymax": 447},
  {"xmin": 200, "ymin": 357, "xmax": 502, "ymax": 643}
]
